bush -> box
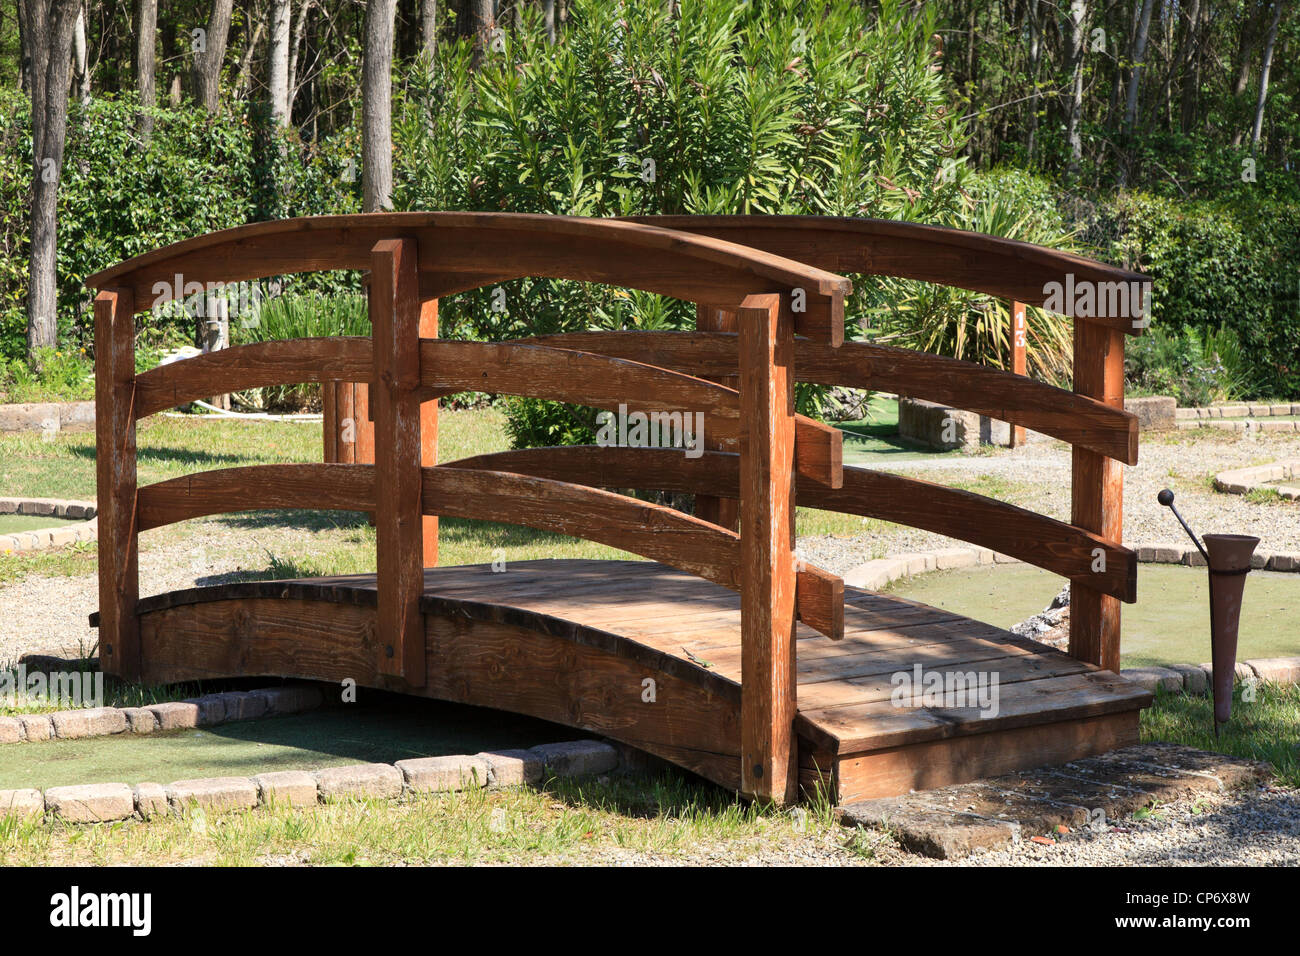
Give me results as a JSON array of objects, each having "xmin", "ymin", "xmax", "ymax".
[
  {"xmin": 1125, "ymin": 324, "xmax": 1249, "ymax": 407},
  {"xmin": 1080, "ymin": 191, "xmax": 1300, "ymax": 399}
]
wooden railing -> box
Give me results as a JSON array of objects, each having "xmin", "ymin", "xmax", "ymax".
[{"xmin": 89, "ymin": 212, "xmax": 1147, "ymax": 803}]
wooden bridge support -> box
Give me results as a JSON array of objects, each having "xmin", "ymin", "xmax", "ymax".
[
  {"xmin": 95, "ymin": 288, "xmax": 140, "ymax": 681},
  {"xmin": 1070, "ymin": 318, "xmax": 1125, "ymax": 673},
  {"xmin": 371, "ymin": 238, "xmax": 427, "ymax": 686},
  {"xmin": 694, "ymin": 304, "xmax": 739, "ymax": 531},
  {"xmin": 738, "ymin": 293, "xmax": 798, "ymax": 804}
]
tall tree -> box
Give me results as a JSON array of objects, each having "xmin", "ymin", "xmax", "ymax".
[
  {"xmin": 135, "ymin": 0, "xmax": 157, "ymax": 139},
  {"xmin": 20, "ymin": 0, "xmax": 81, "ymax": 358},
  {"xmin": 1250, "ymin": 1, "xmax": 1284, "ymax": 153},
  {"xmin": 269, "ymin": 0, "xmax": 292, "ymax": 126},
  {"xmin": 193, "ymin": 0, "xmax": 234, "ymax": 112},
  {"xmin": 421, "ymin": 0, "xmax": 437, "ymax": 60},
  {"xmin": 1064, "ymin": 0, "xmax": 1086, "ymax": 178},
  {"xmin": 362, "ymin": 0, "xmax": 397, "ymax": 211},
  {"xmin": 72, "ymin": 1, "xmax": 88, "ymax": 102}
]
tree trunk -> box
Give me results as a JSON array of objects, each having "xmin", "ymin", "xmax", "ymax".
[
  {"xmin": 21, "ymin": 0, "xmax": 82, "ymax": 360},
  {"xmin": 1064, "ymin": 0, "xmax": 1086, "ymax": 178},
  {"xmin": 72, "ymin": 2, "xmax": 89, "ymax": 102},
  {"xmin": 420, "ymin": 0, "xmax": 437, "ymax": 60},
  {"xmin": 362, "ymin": 0, "xmax": 397, "ymax": 211},
  {"xmin": 1025, "ymin": 0, "xmax": 1041, "ymax": 164},
  {"xmin": 464, "ymin": 0, "xmax": 493, "ymax": 67},
  {"xmin": 136, "ymin": 0, "xmax": 157, "ymax": 139},
  {"xmin": 287, "ymin": 0, "xmax": 312, "ymax": 117},
  {"xmin": 542, "ymin": 0, "xmax": 555, "ymax": 43},
  {"xmin": 1250, "ymin": 0, "xmax": 1284, "ymax": 153},
  {"xmin": 1122, "ymin": 0, "xmax": 1157, "ymax": 135},
  {"xmin": 233, "ymin": 20, "xmax": 265, "ymax": 97},
  {"xmin": 192, "ymin": 0, "xmax": 234, "ymax": 112},
  {"xmin": 268, "ymin": 0, "xmax": 292, "ymax": 126},
  {"xmin": 1177, "ymin": 0, "xmax": 1203, "ymax": 134}
]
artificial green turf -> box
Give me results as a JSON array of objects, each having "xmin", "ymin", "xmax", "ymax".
[
  {"xmin": 0, "ymin": 695, "xmax": 580, "ymax": 790},
  {"xmin": 883, "ymin": 562, "xmax": 1300, "ymax": 667},
  {"xmin": 0, "ymin": 514, "xmax": 81, "ymax": 534}
]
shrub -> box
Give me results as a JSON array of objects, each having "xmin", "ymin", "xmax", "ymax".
[{"xmin": 1125, "ymin": 324, "xmax": 1248, "ymax": 407}]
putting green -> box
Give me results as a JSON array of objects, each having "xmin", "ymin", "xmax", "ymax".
[
  {"xmin": 883, "ymin": 563, "xmax": 1300, "ymax": 668},
  {"xmin": 0, "ymin": 695, "xmax": 579, "ymax": 791}
]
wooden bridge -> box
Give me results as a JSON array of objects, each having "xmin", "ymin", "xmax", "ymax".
[{"xmin": 87, "ymin": 213, "xmax": 1152, "ymax": 804}]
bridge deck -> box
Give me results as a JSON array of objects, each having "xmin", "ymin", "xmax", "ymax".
[{"xmin": 124, "ymin": 559, "xmax": 1150, "ymax": 803}]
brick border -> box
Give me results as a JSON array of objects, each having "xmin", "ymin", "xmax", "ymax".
[
  {"xmin": 0, "ymin": 684, "xmax": 325, "ymax": 745},
  {"xmin": 1176, "ymin": 402, "xmax": 1299, "ymax": 426},
  {"xmin": 1213, "ymin": 459, "xmax": 1300, "ymax": 501},
  {"xmin": 0, "ymin": 497, "xmax": 98, "ymax": 554},
  {"xmin": 0, "ymin": 739, "xmax": 620, "ymax": 826}
]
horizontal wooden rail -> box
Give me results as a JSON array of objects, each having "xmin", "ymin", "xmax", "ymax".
[
  {"xmin": 419, "ymin": 339, "xmax": 841, "ymax": 487},
  {"xmin": 442, "ymin": 446, "xmax": 1137, "ymax": 603},
  {"xmin": 85, "ymin": 213, "xmax": 850, "ymax": 344},
  {"xmin": 134, "ymin": 338, "xmax": 373, "ymax": 419},
  {"xmin": 138, "ymin": 463, "xmax": 375, "ymax": 531},
  {"xmin": 627, "ymin": 215, "xmax": 1152, "ymax": 335},
  {"xmin": 522, "ymin": 332, "xmax": 1138, "ymax": 465}
]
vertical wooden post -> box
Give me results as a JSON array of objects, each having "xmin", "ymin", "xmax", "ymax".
[
  {"xmin": 370, "ymin": 239, "xmax": 426, "ymax": 686},
  {"xmin": 737, "ymin": 292, "xmax": 798, "ymax": 804},
  {"xmin": 1070, "ymin": 318, "xmax": 1125, "ymax": 672},
  {"xmin": 322, "ymin": 380, "xmax": 339, "ymax": 462},
  {"xmin": 95, "ymin": 288, "xmax": 140, "ymax": 681},
  {"xmin": 420, "ymin": 298, "xmax": 439, "ymax": 567},
  {"xmin": 1010, "ymin": 301, "xmax": 1027, "ymax": 447},
  {"xmin": 694, "ymin": 303, "xmax": 740, "ymax": 531}
]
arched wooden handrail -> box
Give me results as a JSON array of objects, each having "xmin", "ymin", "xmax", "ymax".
[
  {"xmin": 521, "ymin": 331, "xmax": 1138, "ymax": 464},
  {"xmin": 134, "ymin": 338, "xmax": 373, "ymax": 420},
  {"xmin": 85, "ymin": 213, "xmax": 851, "ymax": 343},
  {"xmin": 442, "ymin": 446, "xmax": 1137, "ymax": 602},
  {"xmin": 627, "ymin": 215, "xmax": 1152, "ymax": 335}
]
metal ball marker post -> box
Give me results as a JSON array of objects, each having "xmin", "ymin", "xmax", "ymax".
[{"xmin": 1157, "ymin": 489, "xmax": 1259, "ymax": 735}]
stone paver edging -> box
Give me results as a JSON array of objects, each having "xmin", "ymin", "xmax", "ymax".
[
  {"xmin": 0, "ymin": 497, "xmax": 98, "ymax": 553},
  {"xmin": 0, "ymin": 400, "xmax": 94, "ymax": 436},
  {"xmin": 0, "ymin": 683, "xmax": 325, "ymax": 745},
  {"xmin": 842, "ymin": 544, "xmax": 1300, "ymax": 698},
  {"xmin": 1214, "ymin": 459, "xmax": 1300, "ymax": 501},
  {"xmin": 0, "ymin": 739, "xmax": 620, "ymax": 825}
]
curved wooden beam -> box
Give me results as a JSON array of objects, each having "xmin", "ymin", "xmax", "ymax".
[
  {"xmin": 521, "ymin": 331, "xmax": 1138, "ymax": 464},
  {"xmin": 627, "ymin": 215, "xmax": 1152, "ymax": 335},
  {"xmin": 420, "ymin": 339, "xmax": 842, "ymax": 486},
  {"xmin": 442, "ymin": 446, "xmax": 1137, "ymax": 602},
  {"xmin": 134, "ymin": 338, "xmax": 374, "ymax": 419},
  {"xmin": 85, "ymin": 213, "xmax": 850, "ymax": 343},
  {"xmin": 138, "ymin": 464, "xmax": 375, "ymax": 531}
]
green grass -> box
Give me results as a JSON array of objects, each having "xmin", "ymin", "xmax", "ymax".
[
  {"xmin": 0, "ymin": 514, "xmax": 83, "ymax": 534},
  {"xmin": 1142, "ymin": 682, "xmax": 1300, "ymax": 788},
  {"xmin": 0, "ymin": 766, "xmax": 858, "ymax": 866},
  {"xmin": 883, "ymin": 562, "xmax": 1300, "ymax": 667}
]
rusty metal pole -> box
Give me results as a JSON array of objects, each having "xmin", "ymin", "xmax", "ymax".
[{"xmin": 1158, "ymin": 490, "xmax": 1259, "ymax": 733}]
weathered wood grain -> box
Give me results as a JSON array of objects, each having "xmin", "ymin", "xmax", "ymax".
[
  {"xmin": 371, "ymin": 238, "xmax": 426, "ymax": 686},
  {"xmin": 94, "ymin": 288, "xmax": 140, "ymax": 681}
]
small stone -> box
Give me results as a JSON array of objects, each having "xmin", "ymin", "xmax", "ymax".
[
  {"xmin": 133, "ymin": 783, "xmax": 169, "ymax": 820},
  {"xmin": 45, "ymin": 783, "xmax": 134, "ymax": 823},
  {"xmin": 477, "ymin": 749, "xmax": 544, "ymax": 787},
  {"xmin": 933, "ymin": 547, "xmax": 978, "ymax": 570},
  {"xmin": 0, "ymin": 717, "xmax": 21, "ymax": 743},
  {"xmin": 528, "ymin": 740, "xmax": 619, "ymax": 777},
  {"xmin": 252, "ymin": 771, "xmax": 320, "ymax": 807},
  {"xmin": 167, "ymin": 777, "xmax": 259, "ymax": 814},
  {"xmin": 183, "ymin": 694, "xmax": 228, "ymax": 726},
  {"xmin": 220, "ymin": 691, "xmax": 269, "ymax": 722},
  {"xmin": 50, "ymin": 707, "xmax": 128, "ymax": 739},
  {"xmin": 16, "ymin": 714, "xmax": 53, "ymax": 741},
  {"xmin": 1166, "ymin": 663, "xmax": 1209, "ymax": 695},
  {"xmin": 148, "ymin": 701, "xmax": 199, "ymax": 730},
  {"xmin": 0, "ymin": 788, "xmax": 44, "ymax": 818},
  {"xmin": 1243, "ymin": 658, "xmax": 1300, "ymax": 685},
  {"xmin": 1120, "ymin": 667, "xmax": 1183, "ymax": 693},
  {"xmin": 396, "ymin": 755, "xmax": 492, "ymax": 792},
  {"xmin": 121, "ymin": 707, "xmax": 158, "ymax": 734},
  {"xmin": 313, "ymin": 763, "xmax": 403, "ymax": 801}
]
